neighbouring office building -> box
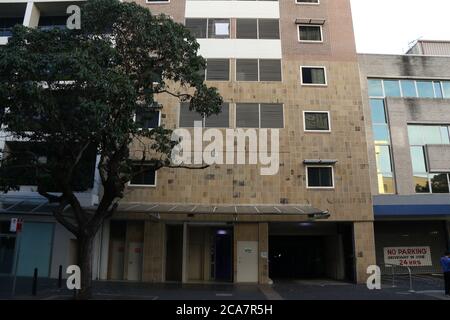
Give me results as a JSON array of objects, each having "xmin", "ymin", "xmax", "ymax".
[
  {"xmin": 359, "ymin": 40, "xmax": 450, "ymax": 274},
  {"xmin": 1, "ymin": 0, "xmax": 377, "ymax": 284},
  {"xmin": 0, "ymin": 0, "xmax": 102, "ymax": 280}
]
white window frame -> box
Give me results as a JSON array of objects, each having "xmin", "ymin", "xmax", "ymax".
[
  {"xmin": 297, "ymin": 24, "xmax": 323, "ymax": 43},
  {"xmin": 128, "ymin": 166, "xmax": 158, "ymax": 188},
  {"xmin": 306, "ymin": 165, "xmax": 335, "ymax": 189},
  {"xmin": 133, "ymin": 110, "xmax": 162, "ymax": 130},
  {"xmin": 300, "ymin": 66, "xmax": 328, "ymax": 86},
  {"xmin": 208, "ymin": 18, "xmax": 231, "ymax": 39},
  {"xmin": 146, "ymin": 0, "xmax": 170, "ymax": 4},
  {"xmin": 303, "ymin": 111, "xmax": 331, "ymax": 133},
  {"xmin": 295, "ymin": 0, "xmax": 320, "ymax": 5}
]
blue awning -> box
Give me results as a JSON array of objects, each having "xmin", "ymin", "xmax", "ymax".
[{"xmin": 374, "ymin": 204, "xmax": 450, "ymax": 217}]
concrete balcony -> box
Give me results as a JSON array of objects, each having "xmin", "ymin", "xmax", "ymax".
[{"xmin": 0, "ymin": 2, "xmax": 27, "ymax": 45}]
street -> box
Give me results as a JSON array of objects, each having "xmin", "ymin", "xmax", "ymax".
[{"xmin": 0, "ymin": 275, "xmax": 448, "ymax": 301}]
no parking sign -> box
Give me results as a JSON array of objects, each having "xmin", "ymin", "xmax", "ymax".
[{"xmin": 9, "ymin": 218, "xmax": 23, "ymax": 233}]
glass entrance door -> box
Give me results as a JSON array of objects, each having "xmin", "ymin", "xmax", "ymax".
[{"xmin": 212, "ymin": 228, "xmax": 233, "ymax": 282}]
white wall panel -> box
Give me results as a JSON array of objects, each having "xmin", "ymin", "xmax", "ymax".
[
  {"xmin": 186, "ymin": 1, "xmax": 280, "ymax": 19},
  {"xmin": 198, "ymin": 39, "xmax": 282, "ymax": 59}
]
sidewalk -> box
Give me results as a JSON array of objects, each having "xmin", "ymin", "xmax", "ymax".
[{"xmin": 1, "ymin": 275, "xmax": 448, "ymax": 300}]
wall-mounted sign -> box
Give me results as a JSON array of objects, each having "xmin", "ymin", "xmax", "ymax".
[
  {"xmin": 9, "ymin": 218, "xmax": 23, "ymax": 233},
  {"xmin": 383, "ymin": 246, "xmax": 432, "ymax": 267}
]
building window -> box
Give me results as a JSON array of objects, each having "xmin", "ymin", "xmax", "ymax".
[
  {"xmin": 416, "ymin": 81, "xmax": 435, "ymax": 98},
  {"xmin": 301, "ymin": 66, "xmax": 327, "ymax": 85},
  {"xmin": 375, "ymin": 145, "xmax": 395, "ymax": 194},
  {"xmin": 368, "ymin": 79, "xmax": 384, "ymax": 97},
  {"xmin": 369, "ymin": 98, "xmax": 395, "ymax": 194},
  {"xmin": 383, "ymin": 80, "xmax": 401, "ymax": 97},
  {"xmin": 179, "ymin": 102, "xmax": 230, "ymax": 128},
  {"xmin": 306, "ymin": 166, "xmax": 334, "ymax": 188},
  {"xmin": 236, "ymin": 59, "xmax": 282, "ymax": 82},
  {"xmin": 259, "ymin": 60, "xmax": 282, "ymax": 81},
  {"xmin": 368, "ymin": 78, "xmax": 450, "ymax": 99},
  {"xmin": 401, "ymin": 80, "xmax": 417, "ymax": 97},
  {"xmin": 236, "ymin": 19, "xmax": 257, "ymax": 39},
  {"xmin": 135, "ymin": 109, "xmax": 160, "ymax": 129},
  {"xmin": 1, "ymin": 141, "xmax": 96, "ymax": 191},
  {"xmin": 298, "ymin": 25, "xmax": 322, "ymax": 42},
  {"xmin": 408, "ymin": 124, "xmax": 450, "ymax": 194},
  {"xmin": 208, "ymin": 18, "xmax": 230, "ymax": 39},
  {"xmin": 258, "ymin": 19, "xmax": 280, "ymax": 39},
  {"xmin": 205, "ymin": 59, "xmax": 230, "ymax": 81},
  {"xmin": 236, "ymin": 59, "xmax": 258, "ymax": 81},
  {"xmin": 130, "ymin": 164, "xmax": 157, "ymax": 187},
  {"xmin": 236, "ymin": 103, "xmax": 284, "ymax": 128},
  {"xmin": 443, "ymin": 81, "xmax": 450, "ymax": 98},
  {"xmin": 303, "ymin": 111, "xmax": 330, "ymax": 132},
  {"xmin": 296, "ymin": 0, "xmax": 320, "ymax": 4},
  {"xmin": 185, "ymin": 19, "xmax": 207, "ymax": 38},
  {"xmin": 0, "ymin": 17, "xmax": 24, "ymax": 37},
  {"xmin": 185, "ymin": 18, "xmax": 230, "ymax": 39},
  {"xmin": 205, "ymin": 103, "xmax": 230, "ymax": 128},
  {"xmin": 236, "ymin": 19, "xmax": 280, "ymax": 40},
  {"xmin": 38, "ymin": 16, "xmax": 68, "ymax": 30}
]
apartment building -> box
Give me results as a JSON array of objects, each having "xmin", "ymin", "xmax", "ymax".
[
  {"xmin": 102, "ymin": 0, "xmax": 375, "ymax": 284},
  {"xmin": 1, "ymin": 0, "xmax": 376, "ymax": 284},
  {"xmin": 0, "ymin": 0, "xmax": 100, "ymax": 279},
  {"xmin": 359, "ymin": 41, "xmax": 450, "ymax": 275}
]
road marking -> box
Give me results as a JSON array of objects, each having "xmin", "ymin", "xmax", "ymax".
[{"xmin": 215, "ymin": 293, "xmax": 233, "ymax": 297}]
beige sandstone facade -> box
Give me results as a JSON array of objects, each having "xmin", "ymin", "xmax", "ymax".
[{"xmin": 107, "ymin": 0, "xmax": 376, "ymax": 285}]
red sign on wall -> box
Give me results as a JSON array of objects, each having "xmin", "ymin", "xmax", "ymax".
[{"xmin": 9, "ymin": 218, "xmax": 24, "ymax": 233}]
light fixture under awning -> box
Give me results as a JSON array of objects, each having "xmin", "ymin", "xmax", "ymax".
[
  {"xmin": 295, "ymin": 18, "xmax": 326, "ymax": 25},
  {"xmin": 303, "ymin": 159, "xmax": 338, "ymax": 165}
]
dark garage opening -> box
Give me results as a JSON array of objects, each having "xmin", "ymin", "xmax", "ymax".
[
  {"xmin": 268, "ymin": 223, "xmax": 355, "ymax": 282},
  {"xmin": 269, "ymin": 236, "xmax": 326, "ymax": 279}
]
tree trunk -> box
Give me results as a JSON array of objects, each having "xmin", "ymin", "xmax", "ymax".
[{"xmin": 76, "ymin": 233, "xmax": 95, "ymax": 300}]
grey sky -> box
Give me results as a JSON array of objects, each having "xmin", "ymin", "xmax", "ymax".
[{"xmin": 351, "ymin": 0, "xmax": 450, "ymax": 54}]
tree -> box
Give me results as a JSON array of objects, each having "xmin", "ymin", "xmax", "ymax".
[{"xmin": 0, "ymin": 0, "xmax": 222, "ymax": 299}]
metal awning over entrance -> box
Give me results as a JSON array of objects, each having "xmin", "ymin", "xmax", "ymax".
[
  {"xmin": 0, "ymin": 198, "xmax": 330, "ymax": 220},
  {"xmin": 0, "ymin": 198, "xmax": 60, "ymax": 215},
  {"xmin": 115, "ymin": 203, "xmax": 330, "ymax": 219}
]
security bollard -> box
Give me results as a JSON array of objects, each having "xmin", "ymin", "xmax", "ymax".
[
  {"xmin": 32, "ymin": 268, "xmax": 38, "ymax": 296},
  {"xmin": 58, "ymin": 265, "xmax": 63, "ymax": 289}
]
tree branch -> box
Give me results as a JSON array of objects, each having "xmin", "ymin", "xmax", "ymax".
[
  {"xmin": 37, "ymin": 185, "xmax": 63, "ymax": 203},
  {"xmin": 155, "ymin": 89, "xmax": 192, "ymax": 100},
  {"xmin": 166, "ymin": 164, "xmax": 210, "ymax": 170},
  {"xmin": 52, "ymin": 199, "xmax": 79, "ymax": 237}
]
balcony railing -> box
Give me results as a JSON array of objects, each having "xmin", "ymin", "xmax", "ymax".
[
  {"xmin": 0, "ymin": 28, "xmax": 12, "ymax": 37},
  {"xmin": 38, "ymin": 16, "xmax": 68, "ymax": 31}
]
